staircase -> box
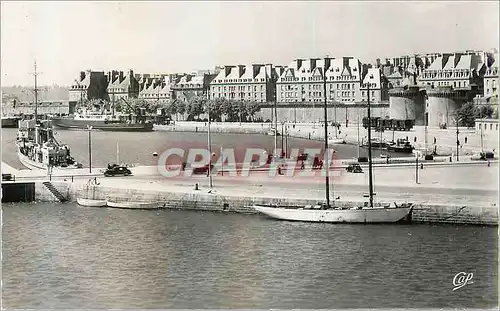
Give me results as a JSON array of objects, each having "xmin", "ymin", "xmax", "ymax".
[{"xmin": 42, "ymin": 182, "xmax": 68, "ymax": 202}]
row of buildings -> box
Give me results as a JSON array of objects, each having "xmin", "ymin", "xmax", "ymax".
[{"xmin": 68, "ymin": 49, "xmax": 498, "ymax": 108}]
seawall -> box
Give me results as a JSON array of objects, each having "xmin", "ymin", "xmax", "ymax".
[{"xmin": 35, "ymin": 181, "xmax": 499, "ymax": 226}]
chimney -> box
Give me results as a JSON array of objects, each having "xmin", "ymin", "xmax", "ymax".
[
  {"xmin": 376, "ymin": 58, "xmax": 381, "ymax": 68},
  {"xmin": 296, "ymin": 59, "xmax": 303, "ymax": 70},
  {"xmin": 119, "ymin": 71, "xmax": 124, "ymax": 82},
  {"xmin": 238, "ymin": 65, "xmax": 246, "ymax": 78}
]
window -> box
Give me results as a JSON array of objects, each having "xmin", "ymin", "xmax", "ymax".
[{"xmin": 490, "ymin": 124, "xmax": 493, "ymax": 130}]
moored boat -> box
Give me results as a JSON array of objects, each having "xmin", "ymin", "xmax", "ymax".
[
  {"xmin": 51, "ymin": 111, "xmax": 153, "ymax": 132},
  {"xmin": 106, "ymin": 200, "xmax": 164, "ymax": 209},
  {"xmin": 253, "ymin": 79, "xmax": 414, "ymax": 224},
  {"xmin": 77, "ymin": 197, "xmax": 107, "ymax": 207},
  {"xmin": 253, "ymin": 203, "xmax": 413, "ymax": 223},
  {"xmin": 2, "ymin": 116, "xmax": 20, "ymax": 128},
  {"xmin": 387, "ymin": 139, "xmax": 414, "ymax": 153}
]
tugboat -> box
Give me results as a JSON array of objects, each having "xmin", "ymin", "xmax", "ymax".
[
  {"xmin": 387, "ymin": 138, "xmax": 414, "ymax": 154},
  {"xmin": 16, "ymin": 119, "xmax": 82, "ymax": 170},
  {"xmin": 16, "ymin": 62, "xmax": 82, "ymax": 171}
]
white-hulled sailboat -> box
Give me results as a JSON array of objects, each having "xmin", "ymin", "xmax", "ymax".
[{"xmin": 253, "ymin": 64, "xmax": 414, "ymax": 224}]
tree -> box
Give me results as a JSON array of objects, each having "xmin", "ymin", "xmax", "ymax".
[
  {"xmin": 245, "ymin": 101, "xmax": 262, "ymax": 122},
  {"xmin": 456, "ymin": 102, "xmax": 478, "ymax": 128}
]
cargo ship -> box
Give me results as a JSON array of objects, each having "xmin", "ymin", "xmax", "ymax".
[{"xmin": 50, "ymin": 109, "xmax": 153, "ymax": 132}]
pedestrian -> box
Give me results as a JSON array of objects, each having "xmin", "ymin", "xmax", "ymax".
[
  {"xmin": 465, "ymin": 137, "xmax": 468, "ymax": 144},
  {"xmin": 414, "ymin": 137, "xmax": 417, "ymax": 142},
  {"xmin": 301, "ymin": 160, "xmax": 305, "ymax": 170},
  {"xmin": 488, "ymin": 160, "xmax": 491, "ymax": 167},
  {"xmin": 434, "ymin": 137, "xmax": 436, "ymax": 144}
]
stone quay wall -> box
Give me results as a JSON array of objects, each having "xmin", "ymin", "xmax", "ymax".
[{"xmin": 35, "ymin": 181, "xmax": 498, "ymax": 226}]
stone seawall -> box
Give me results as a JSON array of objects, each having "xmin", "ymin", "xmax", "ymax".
[{"xmin": 36, "ymin": 181, "xmax": 499, "ymax": 226}]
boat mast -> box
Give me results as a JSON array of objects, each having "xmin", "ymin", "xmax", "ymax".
[
  {"xmin": 367, "ymin": 83, "xmax": 374, "ymax": 208},
  {"xmin": 33, "ymin": 61, "xmax": 40, "ymax": 122},
  {"xmin": 323, "ymin": 59, "xmax": 331, "ymax": 208}
]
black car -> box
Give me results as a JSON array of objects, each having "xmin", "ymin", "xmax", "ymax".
[
  {"xmin": 2, "ymin": 173, "xmax": 14, "ymax": 181},
  {"xmin": 104, "ymin": 165, "xmax": 132, "ymax": 177},
  {"xmin": 346, "ymin": 163, "xmax": 363, "ymax": 173}
]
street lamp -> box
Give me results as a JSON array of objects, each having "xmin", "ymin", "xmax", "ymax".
[
  {"xmin": 206, "ymin": 93, "xmax": 213, "ymax": 188},
  {"xmin": 454, "ymin": 115, "xmax": 462, "ymax": 162},
  {"xmin": 87, "ymin": 125, "xmax": 93, "ymax": 173}
]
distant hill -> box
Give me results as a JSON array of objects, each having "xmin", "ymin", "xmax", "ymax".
[{"xmin": 1, "ymin": 85, "xmax": 69, "ymax": 103}]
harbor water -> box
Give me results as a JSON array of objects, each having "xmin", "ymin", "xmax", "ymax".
[
  {"xmin": 1, "ymin": 128, "xmax": 412, "ymax": 169},
  {"xmin": 2, "ymin": 202, "xmax": 497, "ymax": 309}
]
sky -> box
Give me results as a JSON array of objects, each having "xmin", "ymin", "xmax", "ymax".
[{"xmin": 1, "ymin": 1, "xmax": 498, "ymax": 86}]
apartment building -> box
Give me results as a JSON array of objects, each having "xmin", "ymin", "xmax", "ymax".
[
  {"xmin": 276, "ymin": 57, "xmax": 365, "ymax": 104},
  {"xmin": 209, "ymin": 64, "xmax": 282, "ymax": 103},
  {"xmin": 171, "ymin": 73, "xmax": 216, "ymax": 102},
  {"xmin": 417, "ymin": 52, "xmax": 486, "ymax": 90},
  {"xmin": 68, "ymin": 70, "xmax": 107, "ymax": 103},
  {"xmin": 360, "ymin": 67, "xmax": 390, "ymax": 103},
  {"xmin": 138, "ymin": 75, "xmax": 171, "ymax": 102},
  {"xmin": 483, "ymin": 53, "xmax": 498, "ymax": 98},
  {"xmin": 106, "ymin": 70, "xmax": 140, "ymax": 101}
]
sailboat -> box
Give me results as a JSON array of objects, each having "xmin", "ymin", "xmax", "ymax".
[{"xmin": 253, "ymin": 66, "xmax": 414, "ymax": 223}]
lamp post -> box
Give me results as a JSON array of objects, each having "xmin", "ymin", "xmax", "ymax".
[
  {"xmin": 455, "ymin": 116, "xmax": 461, "ymax": 162},
  {"xmin": 87, "ymin": 125, "xmax": 93, "ymax": 173},
  {"xmin": 206, "ymin": 94, "xmax": 213, "ymax": 188}
]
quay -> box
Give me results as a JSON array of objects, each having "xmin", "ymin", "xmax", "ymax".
[{"xmin": 2, "ymin": 160, "xmax": 498, "ymax": 226}]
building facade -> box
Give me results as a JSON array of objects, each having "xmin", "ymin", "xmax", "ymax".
[
  {"xmin": 209, "ymin": 64, "xmax": 281, "ymax": 103},
  {"xmin": 276, "ymin": 57, "xmax": 366, "ymax": 104},
  {"xmin": 360, "ymin": 67, "xmax": 390, "ymax": 103},
  {"xmin": 172, "ymin": 73, "xmax": 216, "ymax": 102},
  {"xmin": 417, "ymin": 52, "xmax": 486, "ymax": 91},
  {"xmin": 106, "ymin": 70, "xmax": 140, "ymax": 102},
  {"xmin": 138, "ymin": 75, "xmax": 171, "ymax": 103},
  {"xmin": 68, "ymin": 70, "xmax": 107, "ymax": 103}
]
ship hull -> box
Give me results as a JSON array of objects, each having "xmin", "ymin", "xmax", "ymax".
[
  {"xmin": 2, "ymin": 117, "xmax": 19, "ymax": 128},
  {"xmin": 253, "ymin": 205, "xmax": 413, "ymax": 223},
  {"xmin": 51, "ymin": 117, "xmax": 153, "ymax": 132},
  {"xmin": 17, "ymin": 147, "xmax": 81, "ymax": 171}
]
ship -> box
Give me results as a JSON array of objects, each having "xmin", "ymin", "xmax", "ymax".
[
  {"xmin": 253, "ymin": 81, "xmax": 414, "ymax": 223},
  {"xmin": 16, "ymin": 119, "xmax": 83, "ymax": 170},
  {"xmin": 15, "ymin": 61, "xmax": 83, "ymax": 171},
  {"xmin": 1, "ymin": 116, "xmax": 20, "ymax": 128},
  {"xmin": 387, "ymin": 138, "xmax": 415, "ymax": 153},
  {"xmin": 51, "ymin": 108, "xmax": 154, "ymax": 132}
]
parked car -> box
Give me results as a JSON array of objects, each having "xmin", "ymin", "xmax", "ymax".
[
  {"xmin": 2, "ymin": 173, "xmax": 14, "ymax": 181},
  {"xmin": 104, "ymin": 165, "xmax": 132, "ymax": 177},
  {"xmin": 192, "ymin": 164, "xmax": 214, "ymax": 175},
  {"xmin": 346, "ymin": 163, "xmax": 363, "ymax": 173}
]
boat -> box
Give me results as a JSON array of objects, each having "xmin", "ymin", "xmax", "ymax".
[
  {"xmin": 77, "ymin": 197, "xmax": 107, "ymax": 207},
  {"xmin": 77, "ymin": 179, "xmax": 107, "ymax": 207},
  {"xmin": 2, "ymin": 116, "xmax": 20, "ymax": 128},
  {"xmin": 362, "ymin": 137, "xmax": 387, "ymax": 148},
  {"xmin": 253, "ymin": 79, "xmax": 414, "ymax": 223},
  {"xmin": 15, "ymin": 63, "xmax": 82, "ymax": 171},
  {"xmin": 51, "ymin": 110, "xmax": 154, "ymax": 132},
  {"xmin": 253, "ymin": 203, "xmax": 414, "ymax": 223},
  {"xmin": 16, "ymin": 119, "xmax": 83, "ymax": 170},
  {"xmin": 106, "ymin": 200, "xmax": 164, "ymax": 209},
  {"xmin": 328, "ymin": 137, "xmax": 346, "ymax": 145},
  {"xmin": 387, "ymin": 138, "xmax": 414, "ymax": 153}
]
